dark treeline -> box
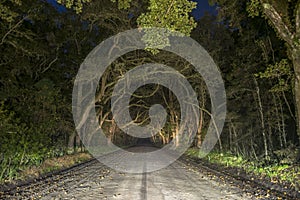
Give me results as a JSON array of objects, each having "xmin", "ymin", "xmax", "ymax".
[{"xmin": 0, "ymin": 0, "xmax": 299, "ymax": 181}]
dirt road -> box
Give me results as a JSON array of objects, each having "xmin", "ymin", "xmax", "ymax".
[{"xmin": 4, "ymin": 147, "xmax": 253, "ymax": 200}]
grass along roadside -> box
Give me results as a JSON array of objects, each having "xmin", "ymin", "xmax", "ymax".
[
  {"xmin": 0, "ymin": 145, "xmax": 133, "ymax": 186},
  {"xmin": 185, "ymin": 148, "xmax": 300, "ymax": 192},
  {"xmin": 20, "ymin": 152, "xmax": 92, "ymax": 178},
  {"xmin": 0, "ymin": 152, "xmax": 92, "ymax": 186}
]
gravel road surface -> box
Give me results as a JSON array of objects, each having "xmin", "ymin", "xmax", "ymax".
[{"xmin": 4, "ymin": 147, "xmax": 253, "ymax": 200}]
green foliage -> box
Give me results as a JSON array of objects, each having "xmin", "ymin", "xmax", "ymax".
[
  {"xmin": 0, "ymin": 0, "xmax": 22, "ymax": 22},
  {"xmin": 273, "ymin": 144, "xmax": 299, "ymax": 164},
  {"xmin": 247, "ymin": 0, "xmax": 261, "ymax": 17},
  {"xmin": 140, "ymin": 28, "xmax": 182, "ymax": 54},
  {"xmin": 57, "ymin": 0, "xmax": 133, "ymax": 12},
  {"xmin": 57, "ymin": 0, "xmax": 92, "ymax": 13},
  {"xmin": 186, "ymin": 149, "xmax": 244, "ymax": 167},
  {"xmin": 58, "ymin": 0, "xmax": 197, "ymax": 33},
  {"xmin": 57, "ymin": 0, "xmax": 197, "ymax": 53},
  {"xmin": 137, "ymin": 0, "xmax": 196, "ymax": 53},
  {"xmin": 186, "ymin": 149, "xmax": 300, "ymax": 188},
  {"xmin": 0, "ymin": 102, "xmax": 27, "ymax": 155},
  {"xmin": 0, "ymin": 1, "xmax": 91, "ymax": 182},
  {"xmin": 192, "ymin": 150, "xmax": 246, "ymax": 167},
  {"xmin": 137, "ymin": 0, "xmax": 197, "ymax": 34},
  {"xmin": 256, "ymin": 59, "xmax": 294, "ymax": 92},
  {"xmin": 0, "ymin": 102, "xmax": 29, "ymax": 181},
  {"xmin": 210, "ymin": 0, "xmax": 298, "ymax": 166},
  {"xmin": 110, "ymin": 0, "xmax": 132, "ymax": 9},
  {"xmin": 247, "ymin": 163, "xmax": 299, "ymax": 185},
  {"xmin": 0, "ymin": 99, "xmax": 69, "ymax": 182},
  {"xmin": 246, "ymin": 0, "xmax": 292, "ymax": 19}
]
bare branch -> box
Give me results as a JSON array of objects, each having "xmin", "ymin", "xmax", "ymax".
[
  {"xmin": 41, "ymin": 58, "xmax": 57, "ymax": 73},
  {"xmin": 131, "ymin": 84, "xmax": 160, "ymax": 98},
  {"xmin": 0, "ymin": 16, "xmax": 27, "ymax": 45}
]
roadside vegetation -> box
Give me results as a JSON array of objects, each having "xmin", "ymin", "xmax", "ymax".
[
  {"xmin": 16, "ymin": 153, "xmax": 91, "ymax": 182},
  {"xmin": 186, "ymin": 148, "xmax": 300, "ymax": 192},
  {"xmin": 0, "ymin": 151, "xmax": 91, "ymax": 185}
]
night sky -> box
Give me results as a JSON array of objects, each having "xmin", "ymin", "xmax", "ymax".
[
  {"xmin": 46, "ymin": 0, "xmax": 217, "ymax": 20},
  {"xmin": 192, "ymin": 0, "xmax": 218, "ymax": 20}
]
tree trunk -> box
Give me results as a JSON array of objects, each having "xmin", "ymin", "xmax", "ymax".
[
  {"xmin": 196, "ymin": 85, "xmax": 205, "ymax": 148},
  {"xmin": 291, "ymin": 48, "xmax": 300, "ymax": 162},
  {"xmin": 228, "ymin": 124, "xmax": 232, "ymax": 152},
  {"xmin": 68, "ymin": 131, "xmax": 76, "ymax": 153},
  {"xmin": 278, "ymin": 94, "xmax": 287, "ymax": 147},
  {"xmin": 254, "ymin": 78, "xmax": 268, "ymax": 159},
  {"xmin": 261, "ymin": 1, "xmax": 300, "ymax": 162},
  {"xmin": 159, "ymin": 130, "xmax": 166, "ymax": 145},
  {"xmin": 272, "ymin": 94, "xmax": 283, "ymax": 148},
  {"xmin": 108, "ymin": 119, "xmax": 116, "ymax": 146}
]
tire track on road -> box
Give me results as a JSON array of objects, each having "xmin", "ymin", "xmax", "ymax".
[{"xmin": 141, "ymin": 163, "xmax": 148, "ymax": 200}]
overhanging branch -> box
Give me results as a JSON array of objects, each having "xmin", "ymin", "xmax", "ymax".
[{"xmin": 261, "ymin": 2, "xmax": 294, "ymax": 48}]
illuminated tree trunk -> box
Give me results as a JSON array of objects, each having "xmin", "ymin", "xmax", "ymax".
[
  {"xmin": 108, "ymin": 119, "xmax": 116, "ymax": 146},
  {"xmin": 196, "ymin": 84, "xmax": 205, "ymax": 148},
  {"xmin": 196, "ymin": 109, "xmax": 203, "ymax": 148},
  {"xmin": 254, "ymin": 78, "xmax": 268, "ymax": 159},
  {"xmin": 159, "ymin": 130, "xmax": 167, "ymax": 145}
]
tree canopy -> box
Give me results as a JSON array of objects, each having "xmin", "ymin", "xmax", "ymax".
[{"xmin": 0, "ymin": 0, "xmax": 299, "ymax": 186}]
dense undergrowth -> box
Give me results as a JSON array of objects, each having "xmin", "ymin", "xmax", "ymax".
[
  {"xmin": 186, "ymin": 148, "xmax": 300, "ymax": 190},
  {"xmin": 0, "ymin": 101, "xmax": 71, "ymax": 183}
]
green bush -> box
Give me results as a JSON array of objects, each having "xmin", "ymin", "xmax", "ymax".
[{"xmin": 0, "ymin": 102, "xmax": 66, "ymax": 182}]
